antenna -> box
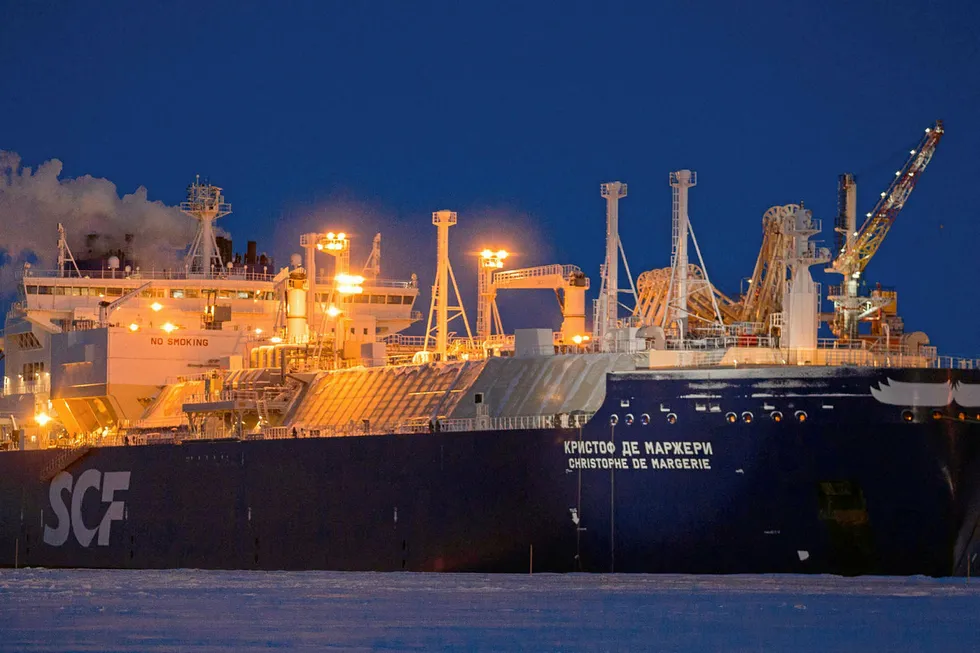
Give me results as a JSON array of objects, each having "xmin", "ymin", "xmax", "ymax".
[
  {"xmin": 57, "ymin": 223, "xmax": 81, "ymax": 278},
  {"xmin": 182, "ymin": 176, "xmax": 231, "ymax": 277},
  {"xmin": 362, "ymin": 233, "xmax": 382, "ymax": 278}
]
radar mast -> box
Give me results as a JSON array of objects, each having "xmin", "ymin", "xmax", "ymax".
[{"xmin": 182, "ymin": 175, "xmax": 231, "ymax": 277}]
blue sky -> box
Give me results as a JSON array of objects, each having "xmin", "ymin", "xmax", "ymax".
[{"xmin": 1, "ymin": 0, "xmax": 978, "ymax": 354}]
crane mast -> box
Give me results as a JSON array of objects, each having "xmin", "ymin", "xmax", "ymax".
[{"xmin": 826, "ymin": 120, "xmax": 944, "ymax": 339}]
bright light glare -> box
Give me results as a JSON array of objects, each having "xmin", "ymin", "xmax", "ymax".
[
  {"xmin": 35, "ymin": 412, "xmax": 51, "ymax": 427},
  {"xmin": 572, "ymin": 335, "xmax": 584, "ymax": 344},
  {"xmin": 162, "ymin": 323, "xmax": 176, "ymax": 333},
  {"xmin": 255, "ymin": 328, "xmax": 263, "ymax": 335},
  {"xmin": 335, "ymin": 273, "xmax": 365, "ymax": 285},
  {"xmin": 270, "ymin": 336, "xmax": 283, "ymax": 344},
  {"xmin": 129, "ymin": 323, "xmax": 139, "ymax": 332},
  {"xmin": 150, "ymin": 302, "xmax": 163, "ymax": 312},
  {"xmin": 327, "ymin": 305, "xmax": 341, "ymax": 318}
]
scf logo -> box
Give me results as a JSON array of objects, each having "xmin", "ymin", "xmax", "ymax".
[{"xmin": 43, "ymin": 470, "xmax": 131, "ymax": 548}]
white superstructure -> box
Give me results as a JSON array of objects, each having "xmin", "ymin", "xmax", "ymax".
[{"xmin": 0, "ymin": 180, "xmax": 420, "ymax": 446}]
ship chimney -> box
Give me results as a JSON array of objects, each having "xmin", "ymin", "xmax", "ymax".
[{"xmin": 246, "ymin": 241, "xmax": 257, "ymax": 265}]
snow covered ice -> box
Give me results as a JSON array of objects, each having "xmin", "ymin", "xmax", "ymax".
[{"xmin": 2, "ymin": 570, "xmax": 980, "ymax": 651}]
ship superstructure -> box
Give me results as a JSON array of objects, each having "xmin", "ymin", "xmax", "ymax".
[
  {"xmin": 0, "ymin": 178, "xmax": 419, "ymax": 444},
  {"xmin": 2, "ymin": 121, "xmax": 980, "ymax": 576}
]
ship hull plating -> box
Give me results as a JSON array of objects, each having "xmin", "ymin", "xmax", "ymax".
[{"xmin": 2, "ymin": 367, "xmax": 980, "ymax": 575}]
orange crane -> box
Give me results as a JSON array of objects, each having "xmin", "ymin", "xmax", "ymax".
[{"xmin": 826, "ymin": 121, "xmax": 944, "ymax": 339}]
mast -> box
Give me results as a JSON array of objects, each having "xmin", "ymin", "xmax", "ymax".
[{"xmin": 182, "ymin": 176, "xmax": 231, "ymax": 277}]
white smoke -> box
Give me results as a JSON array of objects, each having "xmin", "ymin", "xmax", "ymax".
[{"xmin": 0, "ymin": 151, "xmax": 196, "ymax": 288}]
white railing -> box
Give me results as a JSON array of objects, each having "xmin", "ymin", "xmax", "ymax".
[
  {"xmin": 21, "ymin": 268, "xmax": 277, "ymax": 283},
  {"xmin": 493, "ymin": 264, "xmax": 582, "ymax": 285}
]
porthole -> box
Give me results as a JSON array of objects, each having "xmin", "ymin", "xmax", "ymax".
[
  {"xmin": 741, "ymin": 411, "xmax": 753, "ymax": 424},
  {"xmin": 609, "ymin": 414, "xmax": 619, "ymax": 426},
  {"xmin": 770, "ymin": 411, "xmax": 783, "ymax": 422},
  {"xmin": 666, "ymin": 413, "xmax": 677, "ymax": 425},
  {"xmin": 931, "ymin": 410, "xmax": 943, "ymax": 421},
  {"xmin": 725, "ymin": 412, "xmax": 737, "ymax": 424},
  {"xmin": 795, "ymin": 410, "xmax": 807, "ymax": 423},
  {"xmin": 901, "ymin": 410, "xmax": 914, "ymax": 423},
  {"xmin": 640, "ymin": 413, "xmax": 651, "ymax": 426},
  {"xmin": 624, "ymin": 413, "xmax": 634, "ymax": 426}
]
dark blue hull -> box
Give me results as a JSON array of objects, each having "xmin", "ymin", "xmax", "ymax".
[{"xmin": 2, "ymin": 366, "xmax": 979, "ymax": 575}]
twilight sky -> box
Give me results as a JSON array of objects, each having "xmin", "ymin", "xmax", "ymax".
[{"xmin": 1, "ymin": 0, "xmax": 978, "ymax": 354}]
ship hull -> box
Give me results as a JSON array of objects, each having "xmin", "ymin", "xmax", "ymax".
[{"xmin": 2, "ymin": 366, "xmax": 980, "ymax": 575}]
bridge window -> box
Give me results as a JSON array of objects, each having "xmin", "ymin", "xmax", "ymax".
[
  {"xmin": 184, "ymin": 289, "xmax": 200, "ymax": 299},
  {"xmin": 170, "ymin": 289, "xmax": 185, "ymax": 299},
  {"xmin": 370, "ymin": 295, "xmax": 385, "ymax": 304}
]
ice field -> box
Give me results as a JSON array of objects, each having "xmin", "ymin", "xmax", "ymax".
[{"xmin": 2, "ymin": 570, "xmax": 980, "ymax": 651}]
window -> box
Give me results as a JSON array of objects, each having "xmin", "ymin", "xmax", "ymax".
[
  {"xmin": 53, "ymin": 286, "xmax": 66, "ymax": 296},
  {"xmin": 106, "ymin": 287, "xmax": 123, "ymax": 297},
  {"xmin": 170, "ymin": 289, "xmax": 185, "ymax": 299},
  {"xmin": 37, "ymin": 286, "xmax": 52, "ymax": 295},
  {"xmin": 218, "ymin": 289, "xmax": 234, "ymax": 299},
  {"xmin": 237, "ymin": 291, "xmax": 253, "ymax": 300},
  {"xmin": 184, "ymin": 289, "xmax": 200, "ymax": 299},
  {"xmin": 370, "ymin": 295, "xmax": 385, "ymax": 304},
  {"xmin": 26, "ymin": 286, "xmax": 38, "ymax": 294}
]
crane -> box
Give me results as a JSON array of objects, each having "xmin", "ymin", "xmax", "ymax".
[
  {"xmin": 826, "ymin": 120, "xmax": 944, "ymax": 339},
  {"xmin": 98, "ymin": 282, "xmax": 153, "ymax": 327}
]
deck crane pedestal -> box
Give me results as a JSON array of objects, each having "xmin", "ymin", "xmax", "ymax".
[{"xmin": 826, "ymin": 121, "xmax": 944, "ymax": 340}]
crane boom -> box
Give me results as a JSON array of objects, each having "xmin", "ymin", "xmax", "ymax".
[{"xmin": 829, "ymin": 121, "xmax": 943, "ymax": 277}]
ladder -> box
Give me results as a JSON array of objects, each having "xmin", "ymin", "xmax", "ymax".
[{"xmin": 39, "ymin": 443, "xmax": 92, "ymax": 482}]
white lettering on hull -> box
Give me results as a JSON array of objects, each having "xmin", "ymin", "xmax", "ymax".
[
  {"xmin": 43, "ymin": 470, "xmax": 131, "ymax": 548},
  {"xmin": 565, "ymin": 440, "xmax": 714, "ymax": 471}
]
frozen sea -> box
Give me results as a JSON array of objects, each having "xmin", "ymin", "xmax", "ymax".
[{"xmin": 2, "ymin": 571, "xmax": 980, "ymax": 652}]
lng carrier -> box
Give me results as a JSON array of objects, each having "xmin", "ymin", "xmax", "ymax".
[{"xmin": 2, "ymin": 121, "xmax": 980, "ymax": 575}]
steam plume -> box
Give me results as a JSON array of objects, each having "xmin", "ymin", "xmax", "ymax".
[{"xmin": 0, "ymin": 151, "xmax": 195, "ymax": 288}]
